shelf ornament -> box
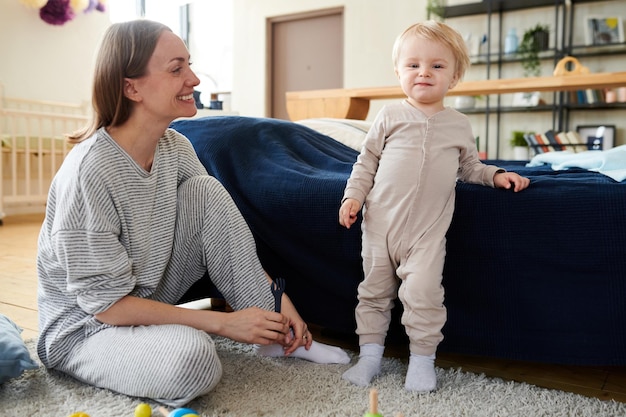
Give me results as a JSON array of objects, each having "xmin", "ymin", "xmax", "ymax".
[
  {"xmin": 552, "ymin": 56, "xmax": 590, "ymax": 76},
  {"xmin": 19, "ymin": 0, "xmax": 106, "ymax": 26}
]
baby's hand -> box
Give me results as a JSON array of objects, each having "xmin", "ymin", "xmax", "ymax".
[
  {"xmin": 494, "ymin": 172, "xmax": 530, "ymax": 192},
  {"xmin": 339, "ymin": 198, "xmax": 361, "ymax": 229}
]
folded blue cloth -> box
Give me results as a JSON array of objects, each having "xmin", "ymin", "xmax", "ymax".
[{"xmin": 526, "ymin": 145, "xmax": 626, "ymax": 182}]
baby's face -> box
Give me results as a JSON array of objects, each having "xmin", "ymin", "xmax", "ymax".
[{"xmin": 395, "ymin": 36, "xmax": 459, "ymax": 112}]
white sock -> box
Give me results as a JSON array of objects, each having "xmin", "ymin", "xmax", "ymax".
[
  {"xmin": 255, "ymin": 340, "xmax": 350, "ymax": 364},
  {"xmin": 404, "ymin": 352, "xmax": 437, "ymax": 392},
  {"xmin": 341, "ymin": 343, "xmax": 384, "ymax": 386}
]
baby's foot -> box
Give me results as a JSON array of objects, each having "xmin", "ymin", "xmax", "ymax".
[
  {"xmin": 341, "ymin": 343, "xmax": 384, "ymax": 386},
  {"xmin": 404, "ymin": 352, "xmax": 437, "ymax": 392}
]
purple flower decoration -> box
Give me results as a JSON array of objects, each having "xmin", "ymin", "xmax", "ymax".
[
  {"xmin": 84, "ymin": 0, "xmax": 106, "ymax": 13},
  {"xmin": 83, "ymin": 0, "xmax": 97, "ymax": 13},
  {"xmin": 40, "ymin": 0, "xmax": 75, "ymax": 25}
]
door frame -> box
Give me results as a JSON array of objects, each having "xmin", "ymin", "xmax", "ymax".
[{"xmin": 265, "ymin": 6, "xmax": 344, "ymax": 118}]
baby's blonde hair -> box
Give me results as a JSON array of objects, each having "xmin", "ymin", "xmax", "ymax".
[{"xmin": 392, "ymin": 20, "xmax": 470, "ymax": 81}]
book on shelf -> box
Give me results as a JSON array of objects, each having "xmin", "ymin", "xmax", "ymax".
[
  {"xmin": 523, "ymin": 132, "xmax": 541, "ymax": 151},
  {"xmin": 525, "ymin": 130, "xmax": 589, "ymax": 154},
  {"xmin": 537, "ymin": 132, "xmax": 556, "ymax": 152},
  {"xmin": 526, "ymin": 132, "xmax": 543, "ymax": 153},
  {"xmin": 544, "ymin": 129, "xmax": 565, "ymax": 151},
  {"xmin": 555, "ymin": 131, "xmax": 573, "ymax": 149},
  {"xmin": 570, "ymin": 88, "xmax": 609, "ymax": 105},
  {"xmin": 565, "ymin": 131, "xmax": 588, "ymax": 153}
]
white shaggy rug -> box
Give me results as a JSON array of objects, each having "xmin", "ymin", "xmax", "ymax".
[{"xmin": 2, "ymin": 338, "xmax": 624, "ymax": 417}]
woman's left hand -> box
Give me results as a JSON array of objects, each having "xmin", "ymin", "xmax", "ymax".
[{"xmin": 279, "ymin": 293, "xmax": 313, "ymax": 355}]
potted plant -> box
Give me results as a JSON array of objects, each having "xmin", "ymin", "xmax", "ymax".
[
  {"xmin": 426, "ymin": 0, "xmax": 445, "ymax": 20},
  {"xmin": 517, "ymin": 24, "xmax": 549, "ymax": 77},
  {"xmin": 510, "ymin": 130, "xmax": 530, "ymax": 160}
]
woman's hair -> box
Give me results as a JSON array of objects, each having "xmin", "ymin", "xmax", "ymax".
[
  {"xmin": 392, "ymin": 20, "xmax": 470, "ymax": 81},
  {"xmin": 68, "ymin": 19, "xmax": 172, "ymax": 143}
]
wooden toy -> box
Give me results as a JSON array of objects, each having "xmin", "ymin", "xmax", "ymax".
[{"xmin": 363, "ymin": 388, "xmax": 383, "ymax": 417}]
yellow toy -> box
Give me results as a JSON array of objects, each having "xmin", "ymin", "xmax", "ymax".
[{"xmin": 135, "ymin": 403, "xmax": 152, "ymax": 417}]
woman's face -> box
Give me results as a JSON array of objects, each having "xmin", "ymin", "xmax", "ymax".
[{"xmin": 128, "ymin": 31, "xmax": 200, "ymax": 122}]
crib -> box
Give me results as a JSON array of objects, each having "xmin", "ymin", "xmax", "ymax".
[{"xmin": 0, "ymin": 84, "xmax": 89, "ymax": 224}]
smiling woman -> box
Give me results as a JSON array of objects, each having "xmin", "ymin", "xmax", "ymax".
[{"xmin": 35, "ymin": 18, "xmax": 347, "ymax": 408}]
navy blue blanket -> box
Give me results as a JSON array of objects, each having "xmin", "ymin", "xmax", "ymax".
[
  {"xmin": 445, "ymin": 163, "xmax": 626, "ymax": 365},
  {"xmin": 171, "ymin": 116, "xmax": 626, "ymax": 365},
  {"xmin": 172, "ymin": 116, "xmax": 363, "ymax": 332}
]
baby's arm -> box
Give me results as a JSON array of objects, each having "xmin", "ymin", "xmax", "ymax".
[
  {"xmin": 493, "ymin": 171, "xmax": 530, "ymax": 192},
  {"xmin": 339, "ymin": 198, "xmax": 362, "ymax": 229}
]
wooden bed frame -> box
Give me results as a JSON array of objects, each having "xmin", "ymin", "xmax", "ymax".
[{"xmin": 285, "ymin": 67, "xmax": 626, "ymax": 121}]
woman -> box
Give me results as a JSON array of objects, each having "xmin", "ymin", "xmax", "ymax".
[{"xmin": 37, "ymin": 19, "xmax": 346, "ymax": 407}]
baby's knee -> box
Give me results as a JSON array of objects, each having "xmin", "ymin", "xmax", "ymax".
[{"xmin": 400, "ymin": 275, "xmax": 444, "ymax": 308}]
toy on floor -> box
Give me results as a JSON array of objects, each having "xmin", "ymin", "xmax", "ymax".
[
  {"xmin": 135, "ymin": 403, "xmax": 152, "ymax": 417},
  {"xmin": 363, "ymin": 389, "xmax": 404, "ymax": 417},
  {"xmin": 364, "ymin": 388, "xmax": 383, "ymax": 417},
  {"xmin": 157, "ymin": 406, "xmax": 200, "ymax": 417},
  {"xmin": 68, "ymin": 413, "xmax": 90, "ymax": 417}
]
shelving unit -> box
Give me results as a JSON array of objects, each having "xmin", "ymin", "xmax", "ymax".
[
  {"xmin": 443, "ymin": 0, "xmax": 563, "ymax": 17},
  {"xmin": 560, "ymin": 0, "xmax": 626, "ymax": 132},
  {"xmin": 441, "ymin": 0, "xmax": 565, "ymax": 158},
  {"xmin": 285, "ymin": 1, "xmax": 626, "ymax": 158},
  {"xmin": 440, "ymin": 0, "xmax": 626, "ymax": 158},
  {"xmin": 285, "ymin": 70, "xmax": 626, "ymax": 120}
]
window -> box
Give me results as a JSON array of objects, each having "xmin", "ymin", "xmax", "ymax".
[
  {"xmin": 108, "ymin": 0, "xmax": 233, "ymax": 104},
  {"xmin": 108, "ymin": 0, "xmax": 189, "ymax": 44}
]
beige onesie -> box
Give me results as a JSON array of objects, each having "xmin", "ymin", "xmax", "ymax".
[{"xmin": 343, "ymin": 100, "xmax": 503, "ymax": 356}]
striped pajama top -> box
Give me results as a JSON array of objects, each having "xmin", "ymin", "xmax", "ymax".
[{"xmin": 36, "ymin": 127, "xmax": 207, "ymax": 368}]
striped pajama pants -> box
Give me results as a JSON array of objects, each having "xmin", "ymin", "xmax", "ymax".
[{"xmin": 55, "ymin": 176, "xmax": 274, "ymax": 407}]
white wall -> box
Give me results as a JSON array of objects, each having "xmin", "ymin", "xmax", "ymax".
[{"xmin": 0, "ymin": 0, "xmax": 110, "ymax": 103}]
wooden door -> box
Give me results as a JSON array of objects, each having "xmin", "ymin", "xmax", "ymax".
[{"xmin": 268, "ymin": 8, "xmax": 343, "ymax": 119}]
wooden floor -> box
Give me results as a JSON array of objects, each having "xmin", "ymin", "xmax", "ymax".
[{"xmin": 1, "ymin": 213, "xmax": 625, "ymax": 403}]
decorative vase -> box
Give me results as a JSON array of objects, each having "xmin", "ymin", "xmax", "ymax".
[
  {"xmin": 505, "ymin": 28, "xmax": 518, "ymax": 54},
  {"xmin": 513, "ymin": 146, "xmax": 530, "ymax": 160},
  {"xmin": 454, "ymin": 96, "xmax": 476, "ymax": 109},
  {"xmin": 192, "ymin": 90, "xmax": 204, "ymax": 109}
]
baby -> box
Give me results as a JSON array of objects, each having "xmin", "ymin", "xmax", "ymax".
[{"xmin": 339, "ymin": 20, "xmax": 529, "ymax": 392}]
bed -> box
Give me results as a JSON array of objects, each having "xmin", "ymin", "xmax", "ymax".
[
  {"xmin": 171, "ymin": 113, "xmax": 626, "ymax": 367},
  {"xmin": 0, "ymin": 85, "xmax": 89, "ymax": 223}
]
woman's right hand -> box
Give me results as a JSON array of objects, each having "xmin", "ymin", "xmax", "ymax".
[{"xmin": 215, "ymin": 307, "xmax": 291, "ymax": 346}]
